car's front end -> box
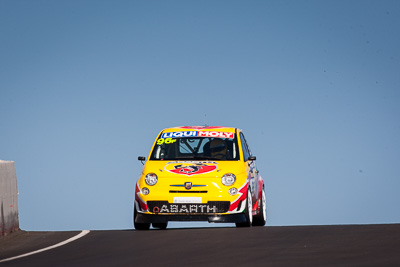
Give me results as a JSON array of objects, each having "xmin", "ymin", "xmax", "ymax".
[
  {"xmin": 134, "ymin": 126, "xmax": 266, "ymax": 230},
  {"xmin": 135, "ymin": 159, "xmax": 250, "ymax": 226}
]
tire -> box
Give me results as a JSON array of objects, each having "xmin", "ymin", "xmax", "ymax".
[
  {"xmin": 152, "ymin": 222, "xmax": 168, "ymax": 230},
  {"xmin": 252, "ymin": 189, "xmax": 266, "ymax": 226},
  {"xmin": 235, "ymin": 189, "xmax": 253, "ymax": 227},
  {"xmin": 134, "ymin": 203, "xmax": 150, "ymax": 230}
]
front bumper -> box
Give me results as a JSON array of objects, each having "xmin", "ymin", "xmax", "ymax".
[{"xmin": 135, "ymin": 212, "xmax": 247, "ymax": 224}]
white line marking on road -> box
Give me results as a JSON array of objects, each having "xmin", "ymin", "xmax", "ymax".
[{"xmin": 0, "ymin": 230, "xmax": 90, "ymax": 263}]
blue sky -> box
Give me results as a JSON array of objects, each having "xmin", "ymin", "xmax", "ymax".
[{"xmin": 1, "ymin": 0, "xmax": 399, "ymax": 230}]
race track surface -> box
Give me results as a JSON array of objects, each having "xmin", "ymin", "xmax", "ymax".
[{"xmin": 1, "ymin": 224, "xmax": 400, "ymax": 266}]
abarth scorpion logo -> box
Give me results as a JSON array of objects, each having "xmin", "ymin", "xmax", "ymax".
[
  {"xmin": 175, "ymin": 164, "xmax": 201, "ymax": 174},
  {"xmin": 165, "ymin": 161, "xmax": 217, "ymax": 176},
  {"xmin": 184, "ymin": 182, "xmax": 192, "ymax": 190}
]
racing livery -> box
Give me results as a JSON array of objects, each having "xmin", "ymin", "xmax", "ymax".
[{"xmin": 134, "ymin": 126, "xmax": 267, "ymax": 230}]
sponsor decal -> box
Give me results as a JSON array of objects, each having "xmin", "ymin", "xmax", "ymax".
[
  {"xmin": 161, "ymin": 131, "xmax": 198, "ymax": 138},
  {"xmin": 161, "ymin": 131, "xmax": 234, "ymax": 139},
  {"xmin": 198, "ymin": 131, "xmax": 234, "ymax": 138},
  {"xmin": 165, "ymin": 161, "xmax": 217, "ymax": 176},
  {"xmin": 156, "ymin": 138, "xmax": 176, "ymax": 145},
  {"xmin": 153, "ymin": 204, "xmax": 218, "ymax": 213}
]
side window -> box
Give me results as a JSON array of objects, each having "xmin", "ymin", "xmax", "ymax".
[
  {"xmin": 240, "ymin": 132, "xmax": 250, "ymax": 161},
  {"xmin": 243, "ymin": 134, "xmax": 252, "ymax": 156}
]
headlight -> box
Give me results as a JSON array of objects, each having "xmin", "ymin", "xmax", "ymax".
[
  {"xmin": 228, "ymin": 187, "xmax": 238, "ymax": 195},
  {"xmin": 145, "ymin": 173, "xmax": 158, "ymax": 186},
  {"xmin": 142, "ymin": 187, "xmax": 150, "ymax": 195},
  {"xmin": 221, "ymin": 173, "xmax": 236, "ymax": 186}
]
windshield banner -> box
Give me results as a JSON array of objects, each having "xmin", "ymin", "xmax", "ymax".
[{"xmin": 161, "ymin": 131, "xmax": 234, "ymax": 139}]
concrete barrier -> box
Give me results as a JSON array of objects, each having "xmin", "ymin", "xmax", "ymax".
[{"xmin": 0, "ymin": 160, "xmax": 19, "ymax": 236}]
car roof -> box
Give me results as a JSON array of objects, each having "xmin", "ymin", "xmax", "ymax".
[{"xmin": 161, "ymin": 126, "xmax": 238, "ymax": 133}]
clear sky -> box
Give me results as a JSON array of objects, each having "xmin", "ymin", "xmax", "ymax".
[{"xmin": 1, "ymin": 0, "xmax": 399, "ymax": 231}]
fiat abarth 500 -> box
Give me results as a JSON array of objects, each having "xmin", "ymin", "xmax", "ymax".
[{"xmin": 134, "ymin": 126, "xmax": 266, "ymax": 230}]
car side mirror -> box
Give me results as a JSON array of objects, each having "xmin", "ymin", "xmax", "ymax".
[
  {"xmin": 248, "ymin": 156, "xmax": 256, "ymax": 161},
  {"xmin": 138, "ymin": 156, "xmax": 145, "ymax": 165}
]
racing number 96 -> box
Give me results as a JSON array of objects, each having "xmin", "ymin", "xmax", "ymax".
[{"xmin": 157, "ymin": 138, "xmax": 176, "ymax": 145}]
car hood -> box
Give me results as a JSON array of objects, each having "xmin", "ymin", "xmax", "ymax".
[{"xmin": 142, "ymin": 160, "xmax": 245, "ymax": 178}]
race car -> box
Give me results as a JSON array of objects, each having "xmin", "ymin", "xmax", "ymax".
[{"xmin": 134, "ymin": 126, "xmax": 266, "ymax": 230}]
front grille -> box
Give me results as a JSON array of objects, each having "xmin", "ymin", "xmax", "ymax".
[
  {"xmin": 147, "ymin": 201, "xmax": 230, "ymax": 214},
  {"xmin": 169, "ymin": 190, "xmax": 208, "ymax": 193}
]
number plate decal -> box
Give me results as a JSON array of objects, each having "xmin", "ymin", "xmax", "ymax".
[{"xmin": 173, "ymin": 197, "xmax": 202, "ymax": 203}]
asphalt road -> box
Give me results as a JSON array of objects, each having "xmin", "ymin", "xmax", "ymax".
[{"xmin": 1, "ymin": 224, "xmax": 400, "ymax": 266}]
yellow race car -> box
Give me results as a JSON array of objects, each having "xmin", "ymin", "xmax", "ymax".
[{"xmin": 134, "ymin": 126, "xmax": 266, "ymax": 230}]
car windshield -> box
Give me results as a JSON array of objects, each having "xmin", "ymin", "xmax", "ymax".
[{"xmin": 150, "ymin": 131, "xmax": 239, "ymax": 161}]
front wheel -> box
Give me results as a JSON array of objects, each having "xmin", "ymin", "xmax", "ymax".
[
  {"xmin": 252, "ymin": 189, "xmax": 266, "ymax": 226},
  {"xmin": 235, "ymin": 189, "xmax": 253, "ymax": 227},
  {"xmin": 134, "ymin": 203, "xmax": 150, "ymax": 230}
]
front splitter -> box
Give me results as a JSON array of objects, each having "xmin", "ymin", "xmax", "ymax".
[{"xmin": 135, "ymin": 213, "xmax": 246, "ymax": 224}]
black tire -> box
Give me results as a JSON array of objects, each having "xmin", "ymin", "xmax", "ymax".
[
  {"xmin": 235, "ymin": 189, "xmax": 253, "ymax": 228},
  {"xmin": 152, "ymin": 222, "xmax": 168, "ymax": 230},
  {"xmin": 134, "ymin": 203, "xmax": 150, "ymax": 230},
  {"xmin": 252, "ymin": 189, "xmax": 266, "ymax": 226}
]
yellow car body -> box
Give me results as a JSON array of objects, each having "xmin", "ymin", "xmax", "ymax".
[{"xmin": 134, "ymin": 126, "xmax": 266, "ymax": 230}]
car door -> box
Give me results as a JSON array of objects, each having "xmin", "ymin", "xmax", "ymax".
[{"xmin": 239, "ymin": 132, "xmax": 258, "ymax": 205}]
